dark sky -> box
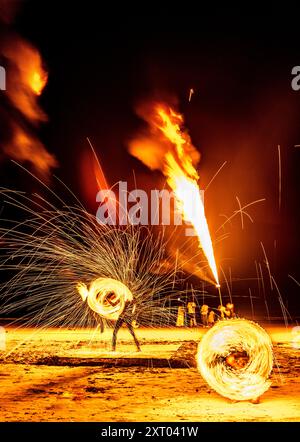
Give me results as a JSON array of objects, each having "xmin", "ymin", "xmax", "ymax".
[{"xmin": 1, "ymin": 3, "xmax": 300, "ymax": 315}]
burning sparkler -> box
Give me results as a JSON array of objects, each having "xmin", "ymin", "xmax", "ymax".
[{"xmin": 197, "ymin": 319, "xmax": 273, "ymax": 401}]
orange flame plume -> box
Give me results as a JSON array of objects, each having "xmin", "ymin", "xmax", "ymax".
[
  {"xmin": 129, "ymin": 102, "xmax": 219, "ymax": 285},
  {"xmin": 0, "ymin": 34, "xmax": 57, "ymax": 178},
  {"xmin": 3, "ymin": 38, "xmax": 48, "ymax": 122}
]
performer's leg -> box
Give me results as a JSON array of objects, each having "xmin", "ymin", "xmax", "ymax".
[
  {"xmin": 112, "ymin": 318, "xmax": 123, "ymax": 351},
  {"xmin": 127, "ymin": 320, "xmax": 141, "ymax": 351},
  {"xmin": 99, "ymin": 318, "xmax": 104, "ymax": 334}
]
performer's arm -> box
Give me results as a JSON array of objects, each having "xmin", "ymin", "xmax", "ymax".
[{"xmin": 132, "ymin": 301, "xmax": 136, "ymax": 315}]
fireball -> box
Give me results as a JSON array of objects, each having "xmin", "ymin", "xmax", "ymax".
[
  {"xmin": 129, "ymin": 102, "xmax": 219, "ymax": 286},
  {"xmin": 77, "ymin": 277, "xmax": 133, "ymax": 321},
  {"xmin": 197, "ymin": 319, "xmax": 273, "ymax": 401}
]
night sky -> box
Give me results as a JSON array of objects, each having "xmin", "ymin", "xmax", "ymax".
[{"xmin": 1, "ymin": 3, "xmax": 300, "ymax": 316}]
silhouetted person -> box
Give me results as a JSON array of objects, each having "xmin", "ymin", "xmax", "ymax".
[
  {"xmin": 224, "ymin": 306, "xmax": 231, "ymax": 319},
  {"xmin": 218, "ymin": 304, "xmax": 226, "ymax": 320},
  {"xmin": 176, "ymin": 304, "xmax": 185, "ymax": 327},
  {"xmin": 201, "ymin": 304, "xmax": 209, "ymax": 327},
  {"xmin": 208, "ymin": 309, "xmax": 216, "ymax": 327},
  {"xmin": 187, "ymin": 300, "xmax": 197, "ymax": 327},
  {"xmin": 225, "ymin": 303, "xmax": 236, "ymax": 319},
  {"xmin": 112, "ymin": 299, "xmax": 141, "ymax": 352}
]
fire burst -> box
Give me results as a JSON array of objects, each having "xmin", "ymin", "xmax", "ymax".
[
  {"xmin": 129, "ymin": 102, "xmax": 219, "ymax": 286},
  {"xmin": 197, "ymin": 319, "xmax": 273, "ymax": 401}
]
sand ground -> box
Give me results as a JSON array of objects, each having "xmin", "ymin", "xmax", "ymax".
[{"xmin": 0, "ymin": 326, "xmax": 299, "ymax": 422}]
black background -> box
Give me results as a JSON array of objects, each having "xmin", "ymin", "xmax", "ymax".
[{"xmin": 1, "ymin": 2, "xmax": 300, "ymax": 317}]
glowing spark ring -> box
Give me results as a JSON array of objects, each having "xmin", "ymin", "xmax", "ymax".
[
  {"xmin": 77, "ymin": 278, "xmax": 133, "ymax": 321},
  {"xmin": 197, "ymin": 319, "xmax": 273, "ymax": 401}
]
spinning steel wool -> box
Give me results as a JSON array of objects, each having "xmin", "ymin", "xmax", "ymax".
[
  {"xmin": 0, "ymin": 187, "xmax": 178, "ymax": 329},
  {"xmin": 197, "ymin": 318, "xmax": 273, "ymax": 401},
  {"xmin": 77, "ymin": 277, "xmax": 133, "ymax": 321}
]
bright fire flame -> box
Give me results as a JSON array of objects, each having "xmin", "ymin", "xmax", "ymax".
[
  {"xmin": 1, "ymin": 36, "xmax": 56, "ymax": 178},
  {"xmin": 3, "ymin": 38, "xmax": 48, "ymax": 121},
  {"xmin": 152, "ymin": 104, "xmax": 219, "ymax": 285}
]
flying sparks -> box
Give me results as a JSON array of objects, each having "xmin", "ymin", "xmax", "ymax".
[
  {"xmin": 30, "ymin": 70, "xmax": 47, "ymax": 96},
  {"xmin": 197, "ymin": 319, "xmax": 273, "ymax": 401},
  {"xmin": 188, "ymin": 88, "xmax": 194, "ymax": 102},
  {"xmin": 0, "ymin": 182, "xmax": 179, "ymax": 332}
]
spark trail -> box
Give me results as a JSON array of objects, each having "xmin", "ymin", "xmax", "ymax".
[{"xmin": 0, "ymin": 183, "xmax": 180, "ymax": 332}]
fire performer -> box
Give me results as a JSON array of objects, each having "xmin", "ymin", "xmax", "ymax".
[
  {"xmin": 197, "ymin": 319, "xmax": 273, "ymax": 402},
  {"xmin": 201, "ymin": 304, "xmax": 209, "ymax": 327},
  {"xmin": 187, "ymin": 299, "xmax": 197, "ymax": 327},
  {"xmin": 218, "ymin": 304, "xmax": 226, "ymax": 319},
  {"xmin": 112, "ymin": 298, "xmax": 141, "ymax": 352},
  {"xmin": 208, "ymin": 309, "xmax": 216, "ymax": 327},
  {"xmin": 226, "ymin": 302, "xmax": 236, "ymax": 319},
  {"xmin": 77, "ymin": 278, "xmax": 140, "ymax": 351},
  {"xmin": 225, "ymin": 351, "xmax": 249, "ymax": 370}
]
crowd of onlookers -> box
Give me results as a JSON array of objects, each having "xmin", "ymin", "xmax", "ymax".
[{"xmin": 176, "ymin": 300, "xmax": 236, "ymax": 327}]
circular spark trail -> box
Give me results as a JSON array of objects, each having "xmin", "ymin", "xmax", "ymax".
[
  {"xmin": 77, "ymin": 278, "xmax": 133, "ymax": 321},
  {"xmin": 197, "ymin": 319, "xmax": 273, "ymax": 401}
]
